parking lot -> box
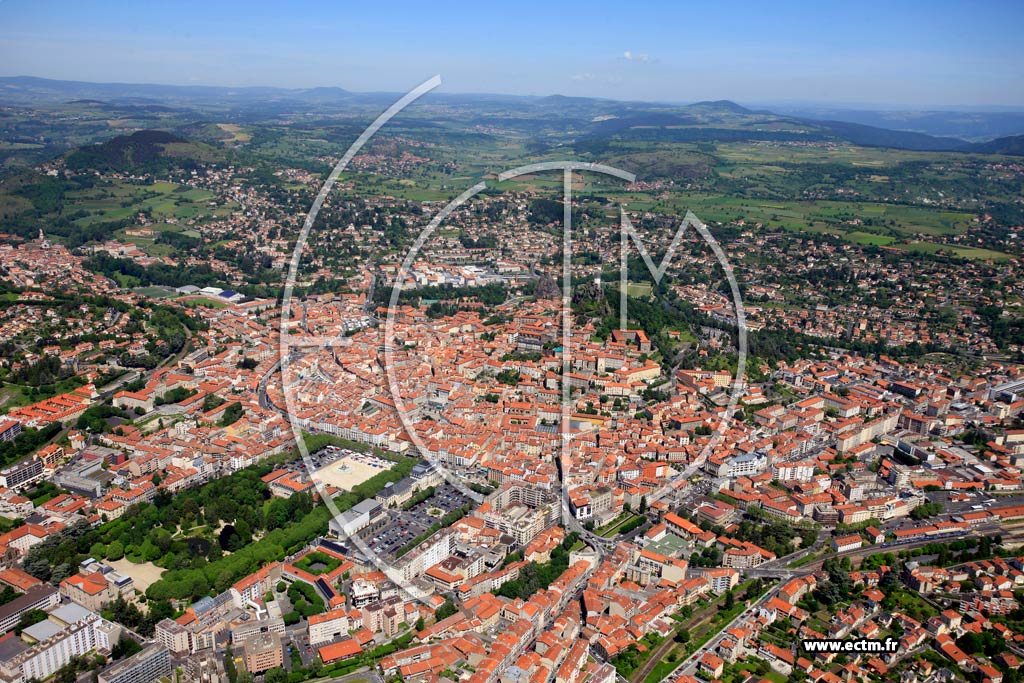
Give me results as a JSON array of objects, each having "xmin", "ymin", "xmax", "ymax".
[{"xmin": 368, "ymin": 483, "xmax": 472, "ymax": 557}]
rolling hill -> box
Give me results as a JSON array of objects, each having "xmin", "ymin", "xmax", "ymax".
[
  {"xmin": 0, "ymin": 77, "xmax": 1022, "ymax": 157},
  {"xmin": 65, "ymin": 130, "xmax": 222, "ymax": 173}
]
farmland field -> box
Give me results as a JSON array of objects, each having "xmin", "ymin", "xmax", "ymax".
[
  {"xmin": 65, "ymin": 179, "xmax": 237, "ymax": 226},
  {"xmin": 893, "ymin": 241, "xmax": 1012, "ymax": 261}
]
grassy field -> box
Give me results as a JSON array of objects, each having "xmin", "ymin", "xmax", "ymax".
[
  {"xmin": 132, "ymin": 286, "xmax": 178, "ymax": 299},
  {"xmin": 595, "ymin": 512, "xmax": 642, "ymax": 538},
  {"xmin": 180, "ymin": 296, "xmax": 230, "ymax": 308},
  {"xmin": 596, "ymin": 184, "xmax": 1007, "ymax": 260},
  {"xmin": 0, "ymin": 192, "xmax": 32, "ymax": 218},
  {"xmin": 643, "ymin": 657, "xmax": 682, "ymax": 683},
  {"xmin": 846, "ymin": 230, "xmax": 897, "ymax": 246},
  {"xmin": 671, "ymin": 327, "xmax": 698, "ymax": 344},
  {"xmin": 216, "ymin": 123, "xmax": 252, "ymax": 143},
  {"xmin": 892, "ymin": 241, "xmax": 1012, "ymax": 261},
  {"xmin": 710, "ymin": 140, "xmax": 1019, "ymax": 168},
  {"xmin": 0, "ymin": 141, "xmax": 44, "ymax": 151},
  {"xmin": 558, "ymin": 136, "xmax": 1022, "ymax": 263},
  {"xmin": 65, "ymin": 179, "xmax": 236, "ymax": 227},
  {"xmin": 626, "ymin": 281, "xmax": 654, "ymax": 297},
  {"xmin": 609, "ymin": 193, "xmax": 976, "ymax": 237}
]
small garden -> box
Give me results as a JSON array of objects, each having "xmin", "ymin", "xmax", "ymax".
[{"xmin": 293, "ymin": 551, "xmax": 341, "ymax": 576}]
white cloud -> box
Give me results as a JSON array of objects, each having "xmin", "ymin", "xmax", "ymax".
[{"xmin": 623, "ymin": 50, "xmax": 650, "ymax": 62}]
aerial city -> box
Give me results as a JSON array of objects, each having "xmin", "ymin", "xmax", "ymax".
[{"xmin": 0, "ymin": 3, "xmax": 1022, "ymax": 683}]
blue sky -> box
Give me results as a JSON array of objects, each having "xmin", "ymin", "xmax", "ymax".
[{"xmin": 1, "ymin": 0, "xmax": 1022, "ymax": 106}]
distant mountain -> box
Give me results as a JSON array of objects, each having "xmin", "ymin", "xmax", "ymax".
[
  {"xmin": 803, "ymin": 118, "xmax": 971, "ymax": 152},
  {"xmin": 767, "ymin": 105, "xmax": 1024, "ymax": 142},
  {"xmin": 3, "ymin": 76, "xmax": 1024, "ymax": 157},
  {"xmin": 689, "ymin": 100, "xmax": 751, "ymax": 113},
  {"xmin": 0, "ymin": 75, "xmax": 350, "ymax": 106},
  {"xmin": 573, "ymin": 101, "xmax": 1023, "ymax": 155},
  {"xmin": 973, "ymin": 134, "xmax": 1024, "ymax": 155},
  {"xmin": 297, "ymin": 86, "xmax": 352, "ymax": 101},
  {"xmin": 539, "ymin": 94, "xmax": 610, "ymax": 105},
  {"xmin": 572, "ymin": 103, "xmax": 983, "ymax": 154}
]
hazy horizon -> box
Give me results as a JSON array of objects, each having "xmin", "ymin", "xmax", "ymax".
[
  {"xmin": 1, "ymin": 0, "xmax": 1022, "ymax": 108},
  {"xmin": 3, "ymin": 74, "xmax": 1024, "ymax": 114}
]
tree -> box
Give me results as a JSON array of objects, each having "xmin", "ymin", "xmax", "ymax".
[
  {"xmin": 151, "ymin": 528, "xmax": 172, "ymax": 553},
  {"xmin": 234, "ymin": 519, "xmax": 252, "ymax": 546},
  {"xmin": 910, "ymin": 501, "xmax": 943, "ymax": 520},
  {"xmin": 15, "ymin": 609, "xmax": 47, "ymax": 635},
  {"xmin": 51, "ymin": 562, "xmax": 73, "ymax": 583},
  {"xmin": 140, "ymin": 540, "xmax": 161, "ymax": 563},
  {"xmin": 264, "ymin": 668, "xmax": 288, "ymax": 683},
  {"xmin": 435, "ymin": 600, "xmax": 458, "ymax": 621},
  {"xmin": 224, "ymin": 646, "xmax": 237, "ymax": 683},
  {"xmin": 202, "ymin": 394, "xmax": 226, "ymax": 412},
  {"xmin": 219, "ymin": 524, "xmax": 242, "ymax": 552},
  {"xmin": 106, "ymin": 540, "xmax": 124, "ymax": 561},
  {"xmin": 22, "ymin": 555, "xmax": 52, "ymax": 581},
  {"xmin": 674, "ymin": 629, "xmax": 690, "ymax": 643},
  {"xmin": 0, "ymin": 586, "xmax": 20, "ymax": 607},
  {"xmin": 219, "ymin": 402, "xmax": 244, "ymax": 427},
  {"xmin": 308, "ymin": 656, "xmax": 323, "ymax": 678},
  {"xmin": 111, "ymin": 635, "xmax": 142, "ymax": 660}
]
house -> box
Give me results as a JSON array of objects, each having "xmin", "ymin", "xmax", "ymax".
[
  {"xmin": 697, "ymin": 651, "xmax": 724, "ymax": 679},
  {"xmin": 60, "ymin": 568, "xmax": 133, "ymax": 611},
  {"xmin": 832, "ymin": 534, "xmax": 863, "ymax": 553}
]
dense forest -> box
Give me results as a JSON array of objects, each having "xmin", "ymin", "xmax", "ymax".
[{"xmin": 66, "ymin": 130, "xmax": 212, "ymax": 174}]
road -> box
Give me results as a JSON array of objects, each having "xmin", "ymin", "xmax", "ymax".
[
  {"xmin": 258, "ymin": 359, "xmax": 282, "ymax": 410},
  {"xmin": 319, "ymin": 670, "xmax": 382, "ymax": 683},
  {"xmin": 95, "ymin": 369, "xmax": 140, "ymax": 397},
  {"xmin": 157, "ymin": 322, "xmax": 193, "ymax": 369},
  {"xmin": 363, "ymin": 265, "xmax": 377, "ymax": 317},
  {"xmin": 667, "ymin": 587, "xmax": 779, "ymax": 681},
  {"xmin": 651, "ymin": 522, "xmax": 1003, "ymax": 682},
  {"xmin": 555, "ymin": 451, "xmax": 619, "ymax": 556},
  {"xmin": 743, "ymin": 525, "xmax": 999, "ymax": 580}
]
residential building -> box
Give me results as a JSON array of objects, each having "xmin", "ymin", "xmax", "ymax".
[
  {"xmin": 243, "ymin": 632, "xmax": 283, "ymax": 673},
  {"xmin": 98, "ymin": 645, "xmax": 171, "ymax": 683}
]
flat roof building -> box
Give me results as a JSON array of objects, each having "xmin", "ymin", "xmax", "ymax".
[
  {"xmin": 243, "ymin": 632, "xmax": 282, "ymax": 674},
  {"xmin": 98, "ymin": 644, "xmax": 171, "ymax": 683}
]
